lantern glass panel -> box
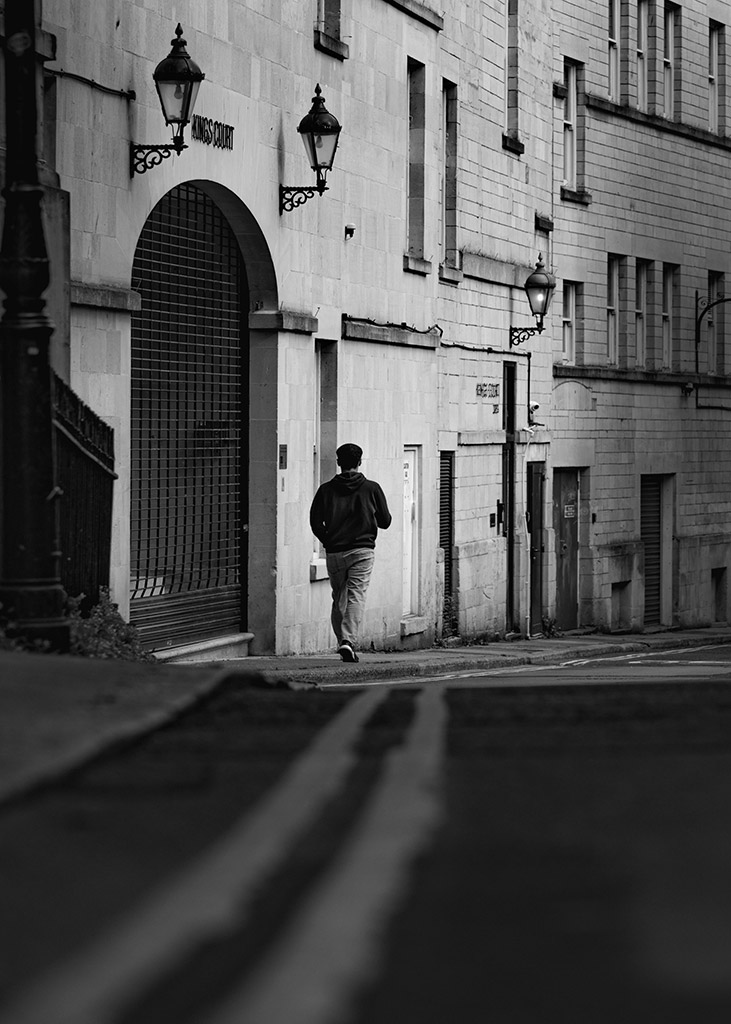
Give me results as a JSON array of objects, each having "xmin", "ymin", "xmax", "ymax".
[
  {"xmin": 156, "ymin": 79, "xmax": 201, "ymax": 125},
  {"xmin": 301, "ymin": 130, "xmax": 339, "ymax": 171}
]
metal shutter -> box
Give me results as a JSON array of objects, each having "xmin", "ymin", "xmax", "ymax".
[
  {"xmin": 439, "ymin": 452, "xmax": 454, "ymax": 598},
  {"xmin": 130, "ymin": 184, "xmax": 246, "ymax": 649},
  {"xmin": 641, "ymin": 475, "xmax": 662, "ymax": 625}
]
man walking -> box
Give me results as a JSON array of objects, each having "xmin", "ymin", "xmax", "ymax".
[{"xmin": 309, "ymin": 443, "xmax": 392, "ymax": 662}]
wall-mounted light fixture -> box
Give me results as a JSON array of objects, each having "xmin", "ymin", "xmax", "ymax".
[
  {"xmin": 509, "ymin": 254, "xmax": 557, "ymax": 347},
  {"xmin": 129, "ymin": 24, "xmax": 205, "ymax": 177},
  {"xmin": 280, "ymin": 85, "xmax": 342, "ymax": 213}
]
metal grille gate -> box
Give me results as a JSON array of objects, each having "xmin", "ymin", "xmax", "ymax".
[
  {"xmin": 641, "ymin": 475, "xmax": 662, "ymax": 625},
  {"xmin": 439, "ymin": 452, "xmax": 454, "ymax": 600},
  {"xmin": 130, "ymin": 184, "xmax": 247, "ymax": 649}
]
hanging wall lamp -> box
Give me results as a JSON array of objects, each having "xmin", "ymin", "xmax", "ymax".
[
  {"xmin": 130, "ymin": 24, "xmax": 205, "ymax": 176},
  {"xmin": 509, "ymin": 254, "xmax": 557, "ymax": 346},
  {"xmin": 280, "ymin": 84, "xmax": 342, "ymax": 213}
]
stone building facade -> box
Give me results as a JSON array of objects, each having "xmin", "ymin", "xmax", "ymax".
[
  {"xmin": 550, "ymin": 0, "xmax": 731, "ymax": 632},
  {"xmin": 4, "ymin": 0, "xmax": 728, "ymax": 655}
]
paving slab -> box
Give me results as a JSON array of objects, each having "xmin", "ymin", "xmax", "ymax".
[{"xmin": 233, "ymin": 627, "xmax": 731, "ymax": 686}]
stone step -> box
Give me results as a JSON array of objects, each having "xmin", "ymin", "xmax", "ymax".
[{"xmin": 154, "ymin": 633, "xmax": 255, "ymax": 664}]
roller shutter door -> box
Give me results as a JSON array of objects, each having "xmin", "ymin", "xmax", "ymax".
[
  {"xmin": 439, "ymin": 452, "xmax": 455, "ymax": 600},
  {"xmin": 641, "ymin": 475, "xmax": 662, "ymax": 625}
]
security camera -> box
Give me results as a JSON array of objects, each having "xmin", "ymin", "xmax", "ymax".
[
  {"xmin": 529, "ymin": 401, "xmax": 540, "ymax": 412},
  {"xmin": 344, "ymin": 224, "xmax": 356, "ymax": 239}
]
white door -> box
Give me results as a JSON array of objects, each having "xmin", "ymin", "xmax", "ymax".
[{"xmin": 402, "ymin": 448, "xmax": 419, "ymax": 615}]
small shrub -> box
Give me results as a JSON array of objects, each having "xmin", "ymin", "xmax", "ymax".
[
  {"xmin": 434, "ymin": 594, "xmax": 460, "ymax": 646},
  {"xmin": 541, "ymin": 615, "xmax": 562, "ymax": 638},
  {"xmin": 68, "ymin": 589, "xmax": 155, "ymax": 661},
  {"xmin": 0, "ymin": 605, "xmax": 52, "ymax": 653}
]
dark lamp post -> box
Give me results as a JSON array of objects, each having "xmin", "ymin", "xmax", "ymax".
[
  {"xmin": 510, "ymin": 254, "xmax": 557, "ymax": 347},
  {"xmin": 281, "ymin": 85, "xmax": 342, "ymax": 213},
  {"xmin": 0, "ymin": 0, "xmax": 69, "ymax": 649},
  {"xmin": 130, "ymin": 24, "xmax": 205, "ymax": 176}
]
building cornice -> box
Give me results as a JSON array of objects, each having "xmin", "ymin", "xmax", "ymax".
[
  {"xmin": 586, "ymin": 93, "xmax": 731, "ymax": 152},
  {"xmin": 554, "ymin": 362, "xmax": 731, "ymax": 389}
]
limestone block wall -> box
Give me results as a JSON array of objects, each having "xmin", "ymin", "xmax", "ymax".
[
  {"xmin": 548, "ymin": 0, "xmax": 731, "ymax": 630},
  {"xmin": 276, "ymin": 331, "xmax": 440, "ymax": 655},
  {"xmin": 38, "ymin": 0, "xmax": 569, "ymax": 649}
]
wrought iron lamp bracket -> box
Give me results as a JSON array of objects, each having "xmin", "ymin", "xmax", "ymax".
[
  {"xmin": 129, "ymin": 140, "xmax": 187, "ymax": 177},
  {"xmin": 509, "ymin": 324, "xmax": 544, "ymax": 347},
  {"xmin": 280, "ymin": 178, "xmax": 328, "ymax": 214}
]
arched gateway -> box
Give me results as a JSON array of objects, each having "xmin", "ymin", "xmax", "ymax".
[{"xmin": 129, "ymin": 182, "xmax": 273, "ymax": 651}]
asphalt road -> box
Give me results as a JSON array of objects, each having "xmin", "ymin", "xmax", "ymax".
[{"xmin": 1, "ymin": 646, "xmax": 730, "ymax": 1024}]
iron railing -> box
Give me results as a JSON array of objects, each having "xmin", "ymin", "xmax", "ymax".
[{"xmin": 53, "ymin": 373, "xmax": 116, "ymax": 612}]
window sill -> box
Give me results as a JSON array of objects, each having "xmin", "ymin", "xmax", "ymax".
[
  {"xmin": 313, "ymin": 29, "xmax": 349, "ymax": 60},
  {"xmin": 502, "ymin": 132, "xmax": 525, "ymax": 155},
  {"xmin": 403, "ymin": 254, "xmax": 432, "ymax": 275},
  {"xmin": 400, "ymin": 615, "xmax": 428, "ymax": 637},
  {"xmin": 560, "ymin": 186, "xmax": 592, "ymax": 206},
  {"xmin": 439, "ymin": 264, "xmax": 463, "ymax": 285},
  {"xmin": 381, "ymin": 0, "xmax": 443, "ymax": 30},
  {"xmin": 310, "ymin": 558, "xmax": 329, "ymax": 582}
]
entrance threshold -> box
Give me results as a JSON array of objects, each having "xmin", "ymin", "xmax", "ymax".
[{"xmin": 155, "ymin": 633, "xmax": 255, "ymax": 664}]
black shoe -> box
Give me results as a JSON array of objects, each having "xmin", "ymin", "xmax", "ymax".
[{"xmin": 338, "ymin": 641, "xmax": 359, "ymax": 663}]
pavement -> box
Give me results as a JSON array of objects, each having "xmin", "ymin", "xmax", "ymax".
[{"xmin": 1, "ymin": 624, "xmax": 731, "ymax": 806}]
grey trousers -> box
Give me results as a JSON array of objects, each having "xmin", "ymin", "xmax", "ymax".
[{"xmin": 326, "ymin": 548, "xmax": 375, "ymax": 648}]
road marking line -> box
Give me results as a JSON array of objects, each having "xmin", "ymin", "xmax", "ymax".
[
  {"xmin": 318, "ymin": 662, "xmax": 563, "ymax": 688},
  {"xmin": 0, "ymin": 686, "xmax": 389, "ymax": 1024},
  {"xmin": 204, "ymin": 684, "xmax": 447, "ymax": 1024},
  {"xmin": 563, "ymin": 643, "xmax": 731, "ymax": 668}
]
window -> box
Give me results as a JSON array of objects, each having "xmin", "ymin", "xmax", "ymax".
[
  {"xmin": 504, "ymin": 0, "xmax": 521, "ymax": 145},
  {"xmin": 607, "ymin": 256, "xmax": 620, "ymax": 364},
  {"xmin": 664, "ymin": 4, "xmax": 680, "ymax": 119},
  {"xmin": 440, "ymin": 80, "xmax": 458, "ymax": 271},
  {"xmin": 562, "ymin": 282, "xmax": 577, "ymax": 363},
  {"xmin": 662, "ymin": 263, "xmax": 677, "ymax": 368},
  {"xmin": 609, "ymin": 0, "xmax": 620, "ymax": 101},
  {"xmin": 709, "ymin": 22, "xmax": 723, "ymax": 133},
  {"xmin": 635, "ymin": 259, "xmax": 649, "ymax": 367},
  {"xmin": 561, "ymin": 60, "xmax": 590, "ymax": 203},
  {"xmin": 312, "ymin": 340, "xmax": 337, "ymax": 559},
  {"xmin": 563, "ymin": 61, "xmax": 577, "ymax": 188},
  {"xmin": 406, "ymin": 59, "xmax": 427, "ymax": 269},
  {"xmin": 314, "ymin": 0, "xmax": 349, "ymax": 59},
  {"xmin": 637, "ymin": 0, "xmax": 649, "ymax": 111},
  {"xmin": 708, "ymin": 271, "xmax": 725, "ymax": 374}
]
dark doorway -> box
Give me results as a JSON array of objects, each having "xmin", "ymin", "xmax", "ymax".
[
  {"xmin": 527, "ymin": 462, "xmax": 545, "ymax": 633},
  {"xmin": 553, "ymin": 469, "xmax": 580, "ymax": 630},
  {"xmin": 502, "ymin": 361, "xmax": 517, "ymax": 631}
]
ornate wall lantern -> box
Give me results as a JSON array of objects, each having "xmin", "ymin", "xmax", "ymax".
[
  {"xmin": 280, "ymin": 85, "xmax": 342, "ymax": 213},
  {"xmin": 130, "ymin": 24, "xmax": 205, "ymax": 176},
  {"xmin": 510, "ymin": 255, "xmax": 557, "ymax": 346}
]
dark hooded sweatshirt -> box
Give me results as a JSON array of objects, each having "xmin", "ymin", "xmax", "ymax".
[{"xmin": 309, "ymin": 471, "xmax": 392, "ymax": 553}]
